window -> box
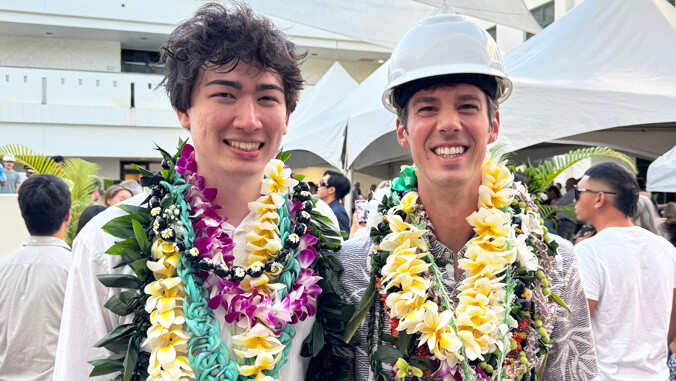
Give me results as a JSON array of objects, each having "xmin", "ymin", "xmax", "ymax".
[
  {"xmin": 120, "ymin": 161, "xmax": 149, "ymax": 181},
  {"xmin": 486, "ymin": 26, "xmax": 497, "ymax": 42},
  {"xmin": 526, "ymin": 1, "xmax": 555, "ymax": 40},
  {"xmin": 121, "ymin": 49, "xmax": 160, "ymax": 73}
]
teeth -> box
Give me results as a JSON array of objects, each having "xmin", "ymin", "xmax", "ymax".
[
  {"xmin": 434, "ymin": 146, "xmax": 466, "ymax": 157},
  {"xmin": 227, "ymin": 140, "xmax": 260, "ymax": 151}
]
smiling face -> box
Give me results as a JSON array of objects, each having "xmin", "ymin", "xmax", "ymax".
[
  {"xmin": 176, "ymin": 62, "xmax": 289, "ymax": 181},
  {"xmin": 396, "ymin": 83, "xmax": 499, "ymax": 191}
]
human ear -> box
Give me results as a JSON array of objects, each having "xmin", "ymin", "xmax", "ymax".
[
  {"xmin": 488, "ymin": 111, "xmax": 500, "ymax": 144},
  {"xmin": 176, "ymin": 109, "xmax": 191, "ymax": 130},
  {"xmin": 396, "ymin": 119, "xmax": 410, "ymax": 148}
]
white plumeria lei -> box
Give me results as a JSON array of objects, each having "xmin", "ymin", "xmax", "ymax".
[{"xmin": 371, "ymin": 153, "xmax": 556, "ymax": 380}]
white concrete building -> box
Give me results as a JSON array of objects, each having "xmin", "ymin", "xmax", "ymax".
[
  {"xmin": 0, "ymin": 0, "xmax": 390, "ymax": 180},
  {"xmin": 2, "ymin": 0, "xmax": 656, "ymax": 181}
]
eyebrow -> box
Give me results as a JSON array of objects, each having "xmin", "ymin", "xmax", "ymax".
[
  {"xmin": 410, "ymin": 96, "xmax": 438, "ymax": 108},
  {"xmin": 256, "ymin": 83, "xmax": 284, "ymax": 93},
  {"xmin": 457, "ymin": 94, "xmax": 482, "ymax": 102},
  {"xmin": 205, "ymin": 79, "xmax": 241, "ymax": 90}
]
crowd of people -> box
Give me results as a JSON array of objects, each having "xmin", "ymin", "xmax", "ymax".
[{"xmin": 1, "ymin": 2, "xmax": 675, "ymax": 381}]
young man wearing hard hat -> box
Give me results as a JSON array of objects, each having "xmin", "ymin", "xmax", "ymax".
[{"xmin": 339, "ymin": 15, "xmax": 599, "ymax": 380}]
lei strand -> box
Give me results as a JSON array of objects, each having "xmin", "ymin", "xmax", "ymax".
[{"xmin": 363, "ymin": 153, "xmax": 564, "ymax": 381}]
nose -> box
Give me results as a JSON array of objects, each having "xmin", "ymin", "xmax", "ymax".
[
  {"xmin": 232, "ymin": 97, "xmax": 263, "ymax": 132},
  {"xmin": 436, "ymin": 107, "xmax": 462, "ymax": 135}
]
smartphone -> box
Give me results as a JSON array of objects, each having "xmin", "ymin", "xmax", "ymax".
[{"xmin": 355, "ymin": 200, "xmax": 368, "ymax": 225}]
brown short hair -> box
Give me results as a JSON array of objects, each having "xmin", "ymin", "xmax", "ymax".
[{"xmin": 158, "ymin": 2, "xmax": 305, "ymax": 113}]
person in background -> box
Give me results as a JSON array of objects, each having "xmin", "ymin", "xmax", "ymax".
[
  {"xmin": 635, "ymin": 194, "xmax": 666, "ymax": 237},
  {"xmin": 51, "ymin": 155, "xmax": 65, "ymax": 170},
  {"xmin": 318, "ymin": 170, "xmax": 351, "ymax": 235},
  {"xmin": 119, "ymin": 179, "xmax": 143, "ymax": 195},
  {"xmin": 1, "ymin": 154, "xmax": 21, "ymax": 194},
  {"xmin": 75, "ymin": 205, "xmax": 107, "ymax": 237},
  {"xmin": 544, "ymin": 184, "xmax": 561, "ymax": 205},
  {"xmin": 553, "ymin": 177, "xmax": 579, "ymax": 241},
  {"xmin": 350, "ymin": 181, "xmax": 363, "ymax": 212},
  {"xmin": 574, "ymin": 162, "xmax": 676, "ymax": 380},
  {"xmin": 0, "ymin": 175, "xmax": 72, "ymax": 380},
  {"xmin": 98, "ymin": 184, "xmax": 133, "ymax": 207},
  {"xmin": 307, "ymin": 181, "xmax": 318, "ymax": 195}
]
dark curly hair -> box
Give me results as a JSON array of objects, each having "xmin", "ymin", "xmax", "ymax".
[{"xmin": 158, "ymin": 2, "xmax": 305, "ymax": 113}]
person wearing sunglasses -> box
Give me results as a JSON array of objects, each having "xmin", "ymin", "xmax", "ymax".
[
  {"xmin": 575, "ymin": 162, "xmax": 676, "ymax": 380},
  {"xmin": 318, "ymin": 170, "xmax": 351, "ymax": 236}
]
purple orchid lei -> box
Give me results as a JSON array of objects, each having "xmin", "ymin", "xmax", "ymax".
[{"xmin": 174, "ymin": 143, "xmax": 322, "ymax": 332}]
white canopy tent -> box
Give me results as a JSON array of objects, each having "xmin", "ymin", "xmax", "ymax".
[
  {"xmin": 647, "ymin": 145, "xmax": 676, "ymax": 193},
  {"xmin": 343, "ymin": 0, "xmax": 676, "ymax": 177},
  {"xmin": 246, "ymin": 0, "xmax": 541, "ymax": 49},
  {"xmin": 496, "ymin": 0, "xmax": 676, "ymax": 158},
  {"xmin": 281, "ymin": 62, "xmax": 357, "ymax": 169}
]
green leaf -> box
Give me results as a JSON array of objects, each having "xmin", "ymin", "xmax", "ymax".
[
  {"xmin": 93, "ymin": 323, "xmax": 136, "ymax": 349},
  {"xmin": 104, "ymin": 290, "xmax": 140, "ymax": 316},
  {"xmin": 301, "ymin": 321, "xmax": 326, "ymax": 358},
  {"xmin": 277, "ymin": 152, "xmax": 291, "ymax": 162},
  {"xmin": 106, "ymin": 239, "xmax": 141, "ymax": 258},
  {"xmin": 373, "ymin": 345, "xmax": 403, "ymax": 363},
  {"xmin": 103, "ymin": 220, "xmax": 135, "ymax": 240},
  {"xmin": 344, "ymin": 276, "xmax": 376, "ymax": 343},
  {"xmin": 97, "ymin": 274, "xmax": 144, "ymax": 289},
  {"xmin": 131, "ymin": 164, "xmax": 155, "ymax": 179},
  {"xmin": 123, "ymin": 335, "xmax": 140, "ymax": 381},
  {"xmin": 550, "ymin": 291, "xmax": 572, "ymax": 315},
  {"xmin": 118, "ymin": 204, "xmax": 149, "ymax": 215},
  {"xmin": 536, "ymin": 352, "xmax": 548, "ymax": 381},
  {"xmin": 88, "ymin": 354, "xmax": 125, "ymax": 376},
  {"xmin": 130, "ymin": 258, "xmax": 150, "ymax": 281},
  {"xmin": 294, "ymin": 174, "xmax": 305, "ymax": 182},
  {"xmin": 132, "ymin": 219, "xmax": 150, "ymax": 254}
]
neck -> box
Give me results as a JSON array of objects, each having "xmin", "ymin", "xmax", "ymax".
[
  {"xmin": 197, "ymin": 160, "xmax": 264, "ymax": 227},
  {"xmin": 590, "ymin": 211, "xmax": 635, "ymax": 233},
  {"xmin": 418, "ymin": 175, "xmax": 481, "ymax": 254}
]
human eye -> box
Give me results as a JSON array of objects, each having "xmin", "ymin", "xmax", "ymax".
[
  {"xmin": 259, "ymin": 95, "xmax": 280, "ymax": 103},
  {"xmin": 416, "ymin": 105, "xmax": 436, "ymax": 115},
  {"xmin": 459, "ymin": 103, "xmax": 479, "ymax": 110},
  {"xmin": 212, "ymin": 92, "xmax": 235, "ymax": 99}
]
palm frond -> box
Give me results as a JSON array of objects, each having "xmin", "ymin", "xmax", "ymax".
[
  {"xmin": 0, "ymin": 144, "xmax": 60, "ymax": 175},
  {"xmin": 515, "ymin": 147, "xmax": 636, "ymax": 196},
  {"xmin": 61, "ymin": 158, "xmax": 100, "ymax": 245},
  {"xmin": 489, "ymin": 144, "xmax": 513, "ymax": 163}
]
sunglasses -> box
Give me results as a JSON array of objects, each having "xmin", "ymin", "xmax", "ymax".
[
  {"xmin": 574, "ymin": 185, "xmax": 617, "ymax": 201},
  {"xmin": 318, "ymin": 180, "xmax": 329, "ymax": 188}
]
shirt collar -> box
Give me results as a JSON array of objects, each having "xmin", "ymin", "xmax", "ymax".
[{"xmin": 23, "ymin": 236, "xmax": 71, "ymax": 251}]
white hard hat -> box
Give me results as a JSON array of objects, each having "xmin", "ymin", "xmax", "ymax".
[
  {"xmin": 3, "ymin": 154, "xmax": 15, "ymax": 162},
  {"xmin": 382, "ymin": 14, "xmax": 513, "ymax": 113}
]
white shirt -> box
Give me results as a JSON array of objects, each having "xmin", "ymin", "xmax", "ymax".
[
  {"xmin": 0, "ymin": 236, "xmax": 71, "ymax": 381},
  {"xmin": 54, "ymin": 193, "xmax": 340, "ymax": 380},
  {"xmin": 576, "ymin": 226, "xmax": 676, "ymax": 381}
]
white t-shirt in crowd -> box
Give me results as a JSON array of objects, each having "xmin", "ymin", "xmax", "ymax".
[{"xmin": 575, "ymin": 226, "xmax": 676, "ymax": 381}]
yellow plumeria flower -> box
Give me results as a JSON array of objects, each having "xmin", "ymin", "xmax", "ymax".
[
  {"xmin": 150, "ymin": 306, "xmax": 186, "ymax": 330},
  {"xmin": 466, "ymin": 208, "xmax": 511, "ymax": 238},
  {"xmin": 151, "ymin": 239, "xmax": 180, "ymax": 260},
  {"xmin": 397, "ymin": 301, "xmax": 437, "ymax": 334},
  {"xmin": 147, "ymin": 254, "xmax": 181, "ymax": 279},
  {"xmin": 457, "ymin": 250, "xmax": 509, "ymax": 279},
  {"xmin": 483, "ymin": 162, "xmax": 513, "ymax": 191},
  {"xmin": 414, "ymin": 306, "xmax": 462, "ymax": 361},
  {"xmin": 381, "ymin": 239, "xmax": 430, "ymax": 294},
  {"xmin": 231, "ymin": 323, "xmax": 285, "ymax": 359},
  {"xmin": 457, "ymin": 328, "xmax": 491, "ymax": 361},
  {"xmin": 380, "ymin": 215, "xmax": 427, "ymax": 252},
  {"xmin": 395, "ymin": 191, "xmax": 418, "ymax": 217},
  {"xmin": 477, "ymin": 184, "xmax": 514, "ymax": 209},
  {"xmin": 145, "ymin": 277, "xmax": 185, "ymax": 314},
  {"xmin": 238, "ymin": 351, "xmax": 282, "ymax": 381},
  {"xmin": 385, "ymin": 290, "xmax": 427, "ymax": 318},
  {"xmin": 249, "ymin": 193, "xmax": 286, "ymax": 214},
  {"xmin": 261, "ymin": 159, "xmax": 298, "ymax": 195}
]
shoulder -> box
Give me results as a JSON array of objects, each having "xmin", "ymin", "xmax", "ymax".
[{"xmin": 73, "ymin": 194, "xmax": 146, "ymax": 271}]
